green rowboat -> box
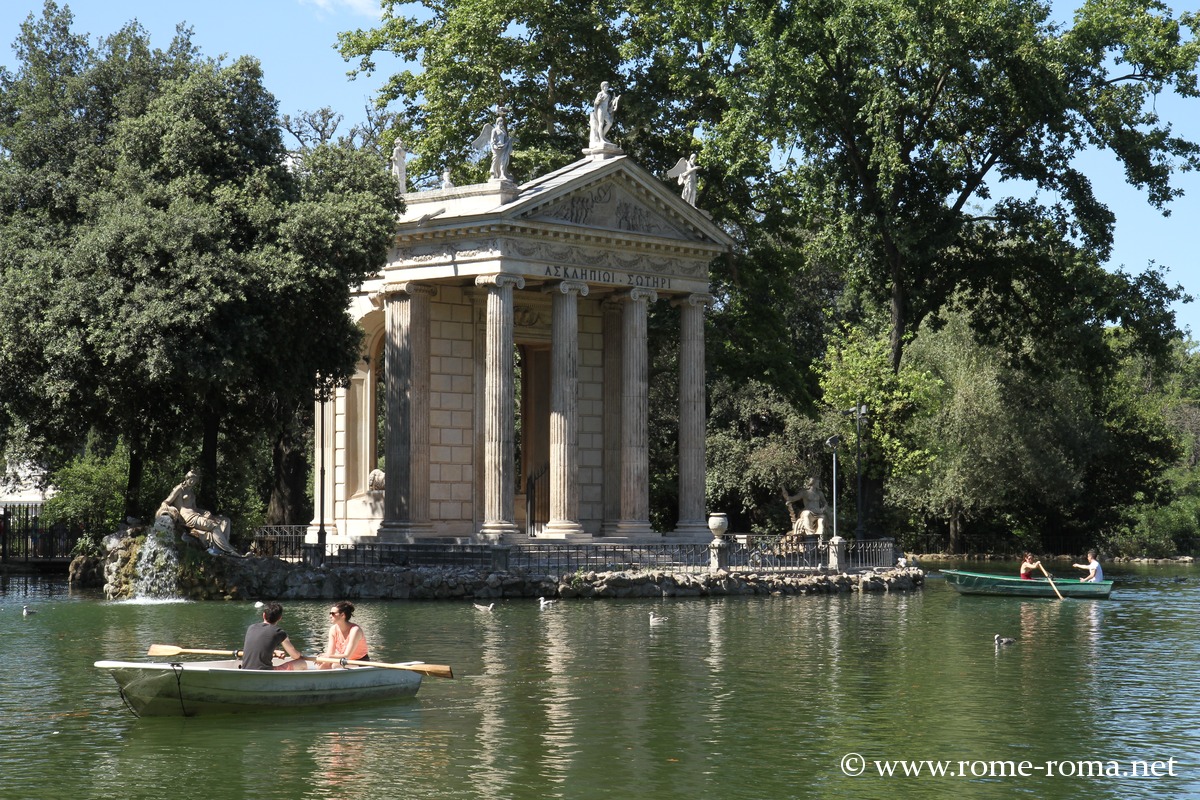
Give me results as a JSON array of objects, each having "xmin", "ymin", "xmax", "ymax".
[{"xmin": 940, "ymin": 569, "xmax": 1113, "ymax": 599}]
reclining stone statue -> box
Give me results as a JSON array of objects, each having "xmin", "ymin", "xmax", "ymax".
[{"xmin": 156, "ymin": 470, "xmax": 242, "ymax": 556}]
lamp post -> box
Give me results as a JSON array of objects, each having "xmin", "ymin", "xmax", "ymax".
[
  {"xmin": 318, "ymin": 395, "xmax": 327, "ymax": 552},
  {"xmin": 314, "ymin": 380, "xmax": 328, "ymax": 566},
  {"xmin": 825, "ymin": 435, "xmax": 844, "ymax": 571},
  {"xmin": 825, "ymin": 435, "xmax": 841, "ymax": 540},
  {"xmin": 853, "ymin": 403, "xmax": 868, "ymax": 539}
]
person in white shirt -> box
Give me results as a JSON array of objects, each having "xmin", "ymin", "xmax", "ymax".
[{"xmin": 1073, "ymin": 550, "xmax": 1104, "ymax": 582}]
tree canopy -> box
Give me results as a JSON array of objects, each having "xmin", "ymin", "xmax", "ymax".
[{"xmin": 0, "ymin": 1, "xmax": 400, "ymax": 518}]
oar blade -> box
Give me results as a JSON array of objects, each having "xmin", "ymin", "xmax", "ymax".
[
  {"xmin": 147, "ymin": 644, "xmax": 241, "ymax": 658},
  {"xmin": 147, "ymin": 644, "xmax": 184, "ymax": 657}
]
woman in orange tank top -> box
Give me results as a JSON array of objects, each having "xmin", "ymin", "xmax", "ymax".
[{"xmin": 317, "ymin": 600, "xmax": 369, "ymax": 668}]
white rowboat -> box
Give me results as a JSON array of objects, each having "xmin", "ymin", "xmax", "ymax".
[{"xmin": 94, "ymin": 658, "xmax": 422, "ymax": 717}]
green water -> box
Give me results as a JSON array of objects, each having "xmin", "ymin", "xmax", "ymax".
[{"xmin": 2, "ymin": 563, "xmax": 1197, "ymax": 800}]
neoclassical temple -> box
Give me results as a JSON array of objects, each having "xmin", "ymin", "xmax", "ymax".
[{"xmin": 312, "ymin": 137, "xmax": 732, "ymax": 544}]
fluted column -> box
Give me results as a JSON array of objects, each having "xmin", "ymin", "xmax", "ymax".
[
  {"xmin": 380, "ymin": 282, "xmax": 435, "ymax": 540},
  {"xmin": 477, "ymin": 274, "xmax": 524, "ymax": 538},
  {"xmin": 543, "ymin": 280, "xmax": 588, "ymax": 538},
  {"xmin": 671, "ymin": 293, "xmax": 712, "ymax": 538},
  {"xmin": 601, "ymin": 299, "xmax": 623, "ymax": 536},
  {"xmin": 616, "ymin": 288, "xmax": 657, "ymax": 538}
]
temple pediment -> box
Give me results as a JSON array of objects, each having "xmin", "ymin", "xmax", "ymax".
[{"xmin": 391, "ymin": 154, "xmax": 731, "ymax": 292}]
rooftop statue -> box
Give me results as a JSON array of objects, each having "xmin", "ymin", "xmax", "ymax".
[
  {"xmin": 589, "ymin": 82, "xmax": 621, "ymax": 149},
  {"xmin": 471, "ymin": 106, "xmax": 514, "ymax": 182},
  {"xmin": 667, "ymin": 153, "xmax": 701, "ymax": 206}
]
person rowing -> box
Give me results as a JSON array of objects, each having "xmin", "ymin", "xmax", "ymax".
[{"xmin": 1019, "ymin": 552, "xmax": 1044, "ymax": 581}]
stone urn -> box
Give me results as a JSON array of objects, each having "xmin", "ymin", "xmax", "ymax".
[{"xmin": 707, "ymin": 512, "xmax": 729, "ymax": 539}]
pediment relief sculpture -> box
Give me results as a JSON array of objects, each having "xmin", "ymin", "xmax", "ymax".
[{"xmin": 523, "ymin": 179, "xmax": 697, "ymax": 241}]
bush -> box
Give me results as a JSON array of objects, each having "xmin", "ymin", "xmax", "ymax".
[{"xmin": 41, "ymin": 444, "xmax": 128, "ymax": 537}]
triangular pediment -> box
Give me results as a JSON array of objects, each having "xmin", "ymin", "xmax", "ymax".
[
  {"xmin": 521, "ymin": 175, "xmax": 697, "ymax": 240},
  {"xmin": 505, "ymin": 155, "xmax": 734, "ymax": 248}
]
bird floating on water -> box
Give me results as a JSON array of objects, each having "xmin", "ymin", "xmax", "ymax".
[
  {"xmin": 474, "ymin": 602, "xmax": 495, "ymax": 612},
  {"xmin": 994, "ymin": 634, "xmax": 1016, "ymax": 645},
  {"xmin": 649, "ymin": 612, "xmax": 668, "ymax": 626},
  {"xmin": 23, "ymin": 606, "xmax": 37, "ymax": 616},
  {"xmin": 254, "ymin": 601, "xmax": 264, "ymax": 609},
  {"xmin": 539, "ymin": 597, "xmax": 558, "ymax": 609}
]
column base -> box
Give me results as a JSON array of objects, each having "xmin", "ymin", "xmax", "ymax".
[
  {"xmin": 541, "ymin": 520, "xmax": 587, "ymax": 538},
  {"xmin": 377, "ymin": 521, "xmax": 434, "ymax": 542},
  {"xmin": 538, "ymin": 525, "xmax": 593, "ymax": 541},
  {"xmin": 479, "ymin": 521, "xmax": 521, "ymax": 539}
]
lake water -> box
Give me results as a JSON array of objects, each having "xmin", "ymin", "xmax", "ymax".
[{"xmin": 2, "ymin": 562, "xmax": 1197, "ymax": 800}]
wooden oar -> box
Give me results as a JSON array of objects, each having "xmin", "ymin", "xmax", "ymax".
[
  {"xmin": 310, "ymin": 655, "xmax": 454, "ymax": 679},
  {"xmin": 148, "ymin": 644, "xmax": 243, "ymax": 658},
  {"xmin": 1039, "ymin": 564, "xmax": 1065, "ymax": 600},
  {"xmin": 147, "ymin": 644, "xmax": 287, "ymax": 659}
]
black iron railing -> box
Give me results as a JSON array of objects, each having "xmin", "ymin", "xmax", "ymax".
[
  {"xmin": 0, "ymin": 504, "xmax": 81, "ymax": 563},
  {"xmin": 247, "ymin": 527, "xmax": 898, "ymax": 576}
]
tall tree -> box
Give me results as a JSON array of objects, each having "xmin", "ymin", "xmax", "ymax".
[
  {"xmin": 0, "ymin": 3, "xmax": 400, "ymax": 520},
  {"xmin": 716, "ymin": 0, "xmax": 1199, "ymax": 370}
]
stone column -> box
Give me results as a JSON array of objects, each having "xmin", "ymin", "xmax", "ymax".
[
  {"xmin": 477, "ymin": 274, "xmax": 524, "ymax": 539},
  {"xmin": 616, "ymin": 288, "xmax": 657, "ymax": 539},
  {"xmin": 670, "ymin": 293, "xmax": 712, "ymax": 539},
  {"xmin": 542, "ymin": 280, "xmax": 589, "ymax": 538},
  {"xmin": 379, "ymin": 282, "xmax": 435, "ymax": 540},
  {"xmin": 601, "ymin": 300, "xmax": 623, "ymax": 536}
]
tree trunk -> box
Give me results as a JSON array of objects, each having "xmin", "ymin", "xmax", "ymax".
[
  {"xmin": 199, "ymin": 391, "xmax": 221, "ymax": 512},
  {"xmin": 890, "ymin": 266, "xmax": 906, "ymax": 373},
  {"xmin": 948, "ymin": 503, "xmax": 963, "ymax": 554},
  {"xmin": 123, "ymin": 434, "xmax": 143, "ymax": 523},
  {"xmin": 266, "ymin": 409, "xmax": 310, "ymax": 524}
]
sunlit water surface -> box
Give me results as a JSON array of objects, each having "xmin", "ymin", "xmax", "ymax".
[{"xmin": 1, "ymin": 562, "xmax": 1197, "ymax": 800}]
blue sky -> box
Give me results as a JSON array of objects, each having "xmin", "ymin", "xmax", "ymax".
[{"xmin": 3, "ymin": 0, "xmax": 1199, "ymax": 336}]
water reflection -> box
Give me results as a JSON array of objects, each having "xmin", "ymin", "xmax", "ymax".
[{"xmin": 5, "ymin": 569, "xmax": 1200, "ymax": 799}]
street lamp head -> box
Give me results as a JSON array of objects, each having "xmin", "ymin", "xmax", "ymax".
[{"xmin": 826, "ymin": 435, "xmax": 841, "ymax": 449}]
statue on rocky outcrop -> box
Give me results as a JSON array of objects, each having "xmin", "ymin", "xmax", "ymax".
[
  {"xmin": 390, "ymin": 139, "xmax": 407, "ymax": 191},
  {"xmin": 667, "ymin": 153, "xmax": 701, "ymax": 206},
  {"xmin": 471, "ymin": 106, "xmax": 514, "ymax": 182},
  {"xmin": 783, "ymin": 478, "xmax": 828, "ymax": 541},
  {"xmin": 157, "ymin": 470, "xmax": 242, "ymax": 556},
  {"xmin": 589, "ymin": 82, "xmax": 620, "ymax": 149}
]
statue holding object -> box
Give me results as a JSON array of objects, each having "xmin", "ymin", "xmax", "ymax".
[
  {"xmin": 782, "ymin": 478, "xmax": 828, "ymax": 542},
  {"xmin": 471, "ymin": 106, "xmax": 514, "ymax": 182},
  {"xmin": 157, "ymin": 470, "xmax": 242, "ymax": 556},
  {"xmin": 667, "ymin": 153, "xmax": 701, "ymax": 206},
  {"xmin": 588, "ymin": 82, "xmax": 621, "ymax": 149}
]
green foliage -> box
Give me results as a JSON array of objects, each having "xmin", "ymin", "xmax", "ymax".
[
  {"xmin": 893, "ymin": 305, "xmax": 1180, "ymax": 554},
  {"xmin": 41, "ymin": 439, "xmax": 128, "ymax": 537},
  {"xmin": 820, "ymin": 325, "xmax": 941, "ymax": 482},
  {"xmin": 706, "ymin": 378, "xmax": 826, "ymax": 534},
  {"xmin": 0, "ymin": 3, "xmax": 399, "ymax": 519}
]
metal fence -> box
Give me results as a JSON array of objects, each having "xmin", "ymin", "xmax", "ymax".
[
  {"xmin": 248, "ymin": 527, "xmax": 898, "ymax": 575},
  {"xmin": 0, "ymin": 504, "xmax": 81, "ymax": 563},
  {"xmin": 842, "ymin": 537, "xmax": 899, "ymax": 571}
]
